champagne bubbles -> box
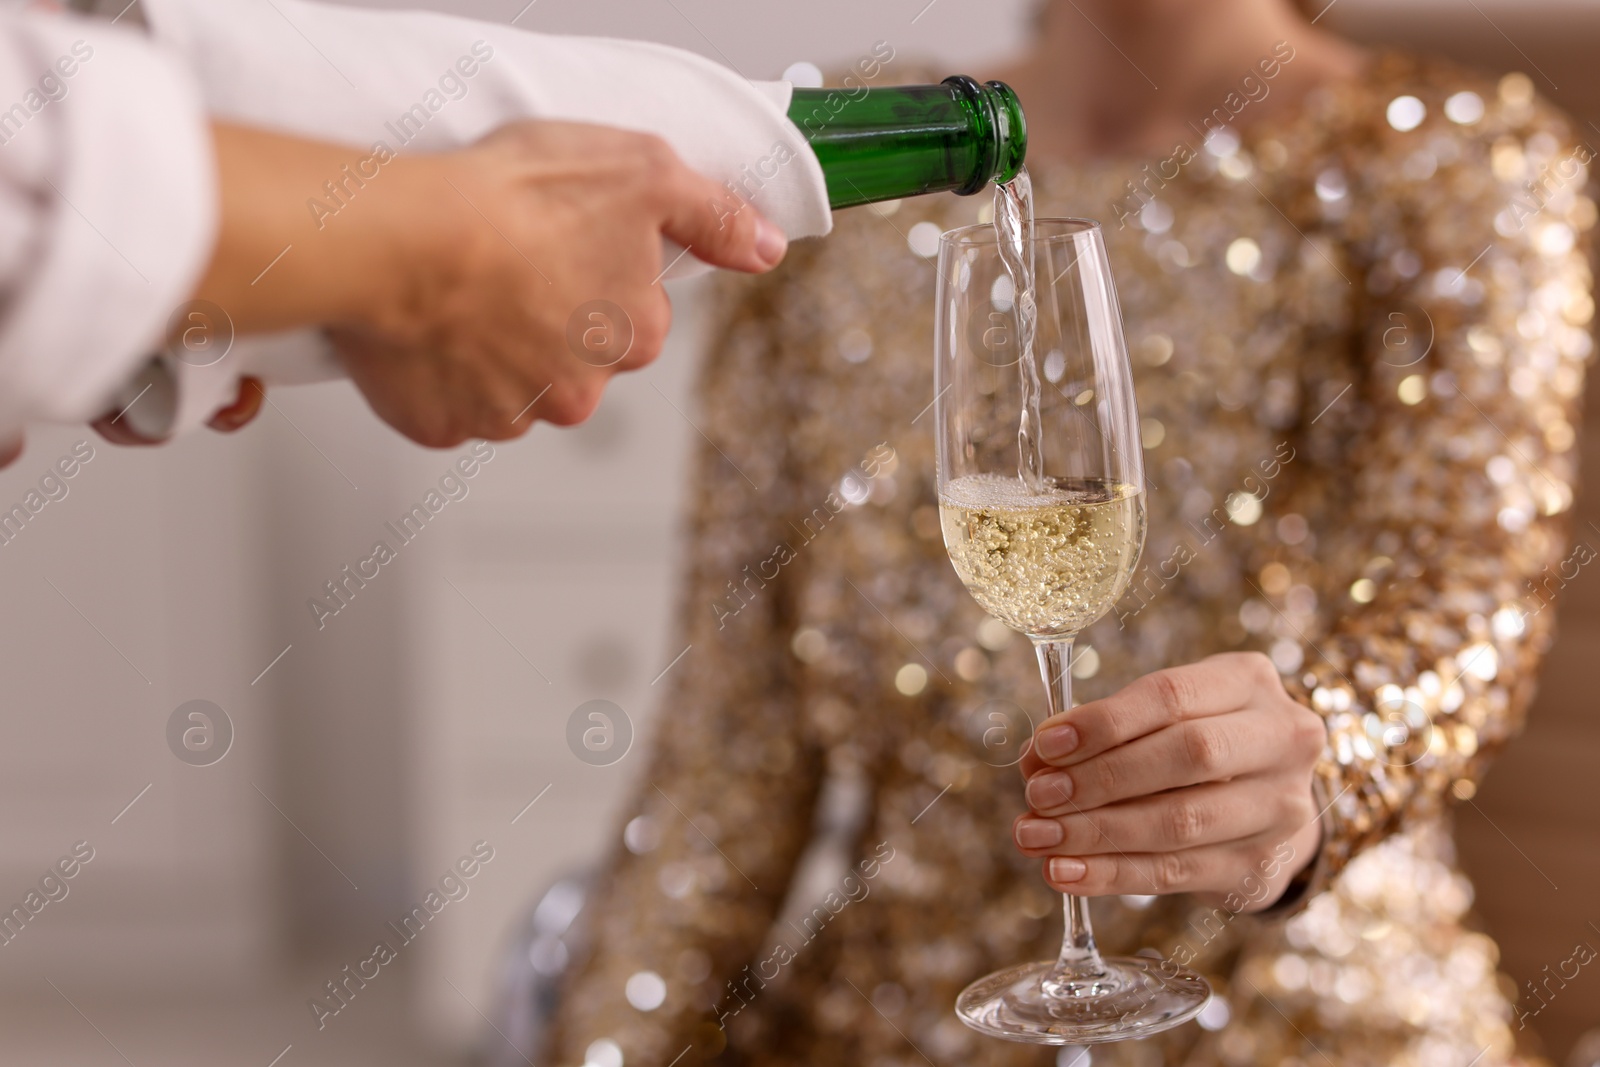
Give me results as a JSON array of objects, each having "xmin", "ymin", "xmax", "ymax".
[
  {"xmin": 566, "ymin": 699, "xmax": 633, "ymax": 766},
  {"xmin": 166, "ymin": 699, "xmax": 234, "ymax": 767},
  {"xmin": 941, "ymin": 475, "xmax": 1145, "ymax": 638}
]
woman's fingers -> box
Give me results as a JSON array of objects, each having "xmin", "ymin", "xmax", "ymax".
[
  {"xmin": 1010, "ymin": 652, "xmax": 1326, "ymax": 906},
  {"xmin": 1039, "ymin": 834, "xmax": 1300, "ymax": 897},
  {"xmin": 1024, "ymin": 705, "xmax": 1286, "ymax": 815},
  {"xmin": 1014, "ymin": 779, "xmax": 1306, "ymax": 857},
  {"xmin": 1026, "ymin": 652, "xmax": 1279, "ymax": 774}
]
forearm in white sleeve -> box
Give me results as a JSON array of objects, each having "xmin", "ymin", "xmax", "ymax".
[
  {"xmin": 0, "ymin": 11, "xmax": 215, "ymax": 443},
  {"xmin": 125, "ymin": 0, "xmax": 830, "ymax": 438},
  {"xmin": 138, "ymin": 0, "xmax": 829, "ymax": 251}
]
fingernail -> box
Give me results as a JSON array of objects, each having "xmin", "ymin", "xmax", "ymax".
[
  {"xmin": 1025, "ymin": 772, "xmax": 1073, "ymax": 812},
  {"xmin": 1036, "ymin": 724, "xmax": 1079, "ymax": 761},
  {"xmin": 755, "ymin": 218, "xmax": 788, "ymax": 268},
  {"xmin": 1048, "ymin": 857, "xmax": 1087, "ymax": 883},
  {"xmin": 1015, "ymin": 818, "xmax": 1064, "ymax": 849}
]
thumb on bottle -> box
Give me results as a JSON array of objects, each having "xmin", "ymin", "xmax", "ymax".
[{"xmin": 658, "ymin": 167, "xmax": 788, "ymax": 275}]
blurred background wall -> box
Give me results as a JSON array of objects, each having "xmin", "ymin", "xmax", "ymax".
[{"xmin": 0, "ymin": 1, "xmax": 1593, "ymax": 1065}]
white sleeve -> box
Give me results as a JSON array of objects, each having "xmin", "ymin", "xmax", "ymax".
[
  {"xmin": 0, "ymin": 11, "xmax": 215, "ymax": 442},
  {"xmin": 138, "ymin": 0, "xmax": 829, "ymax": 251},
  {"xmin": 131, "ymin": 0, "xmax": 832, "ymax": 438}
]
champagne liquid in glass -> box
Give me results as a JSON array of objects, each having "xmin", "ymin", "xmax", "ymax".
[
  {"xmin": 994, "ymin": 169, "xmax": 1046, "ymax": 493},
  {"xmin": 939, "ymin": 473, "xmax": 1145, "ymax": 639}
]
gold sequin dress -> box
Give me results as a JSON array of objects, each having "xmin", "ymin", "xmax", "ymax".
[{"xmin": 548, "ymin": 53, "xmax": 1593, "ymax": 1067}]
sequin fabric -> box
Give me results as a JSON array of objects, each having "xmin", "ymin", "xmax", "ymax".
[{"xmin": 548, "ymin": 54, "xmax": 1592, "ymax": 1067}]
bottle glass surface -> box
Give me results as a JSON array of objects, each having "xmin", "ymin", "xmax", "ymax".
[{"xmin": 789, "ymin": 77, "xmax": 1026, "ymax": 209}]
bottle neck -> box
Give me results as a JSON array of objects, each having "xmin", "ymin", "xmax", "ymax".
[{"xmin": 789, "ymin": 77, "xmax": 1027, "ymax": 210}]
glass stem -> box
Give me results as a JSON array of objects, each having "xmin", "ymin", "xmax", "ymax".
[{"xmin": 1033, "ymin": 639, "xmax": 1115, "ymax": 996}]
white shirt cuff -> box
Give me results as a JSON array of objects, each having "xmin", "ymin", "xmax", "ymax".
[{"xmin": 0, "ymin": 10, "xmax": 215, "ymax": 438}]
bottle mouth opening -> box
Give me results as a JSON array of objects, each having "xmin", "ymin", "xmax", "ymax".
[
  {"xmin": 987, "ymin": 79, "xmax": 1029, "ymax": 185},
  {"xmin": 943, "ymin": 76, "xmax": 1029, "ymax": 194}
]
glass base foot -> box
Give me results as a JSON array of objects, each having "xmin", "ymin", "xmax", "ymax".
[{"xmin": 956, "ymin": 956, "xmax": 1210, "ymax": 1045}]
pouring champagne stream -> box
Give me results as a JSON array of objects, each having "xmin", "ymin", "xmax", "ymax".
[{"xmin": 936, "ymin": 184, "xmax": 1211, "ymax": 1042}]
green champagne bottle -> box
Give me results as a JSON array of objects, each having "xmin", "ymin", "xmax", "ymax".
[{"xmin": 788, "ymin": 76, "xmax": 1027, "ymax": 210}]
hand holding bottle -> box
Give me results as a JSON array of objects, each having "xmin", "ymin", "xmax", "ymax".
[
  {"xmin": 188, "ymin": 119, "xmax": 788, "ymax": 449},
  {"xmin": 34, "ymin": 67, "xmax": 1021, "ymax": 468}
]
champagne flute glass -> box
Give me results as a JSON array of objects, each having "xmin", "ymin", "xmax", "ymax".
[{"xmin": 935, "ymin": 217, "xmax": 1210, "ymax": 1043}]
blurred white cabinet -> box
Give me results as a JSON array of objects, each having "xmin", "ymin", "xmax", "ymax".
[
  {"xmin": 400, "ymin": 282, "xmax": 713, "ymax": 1046},
  {"xmin": 0, "ymin": 425, "xmax": 277, "ymax": 991}
]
